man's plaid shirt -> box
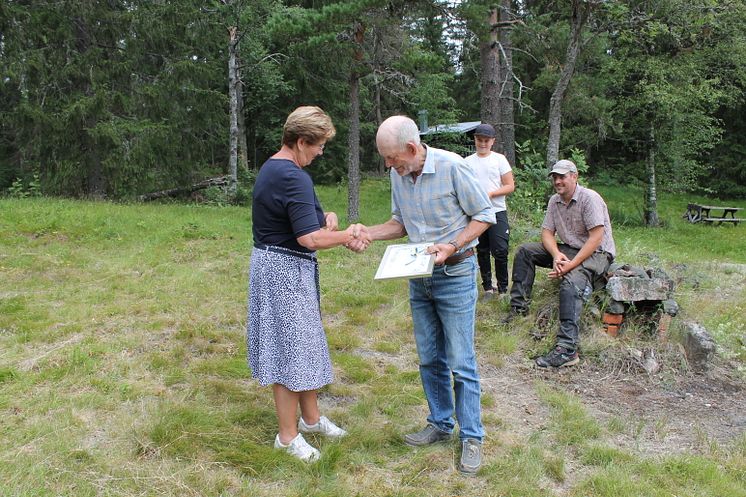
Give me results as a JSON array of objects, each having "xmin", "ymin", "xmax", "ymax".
[{"xmin": 391, "ymin": 145, "xmax": 496, "ymax": 249}]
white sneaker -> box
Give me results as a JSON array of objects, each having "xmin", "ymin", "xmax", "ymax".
[
  {"xmin": 298, "ymin": 415, "xmax": 347, "ymax": 437},
  {"xmin": 274, "ymin": 433, "xmax": 320, "ymax": 462}
]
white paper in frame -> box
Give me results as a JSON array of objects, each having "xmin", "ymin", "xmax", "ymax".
[{"xmin": 374, "ymin": 242, "xmax": 436, "ymax": 280}]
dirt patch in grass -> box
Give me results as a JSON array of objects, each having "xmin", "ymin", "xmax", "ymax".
[{"xmin": 567, "ymin": 360, "xmax": 746, "ymax": 454}]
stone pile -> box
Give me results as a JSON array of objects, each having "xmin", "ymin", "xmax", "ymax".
[
  {"xmin": 602, "ymin": 264, "xmax": 678, "ymax": 337},
  {"xmin": 600, "ymin": 263, "xmax": 717, "ymax": 370}
]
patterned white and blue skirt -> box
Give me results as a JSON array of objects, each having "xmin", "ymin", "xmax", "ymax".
[{"xmin": 247, "ymin": 245, "xmax": 333, "ymax": 392}]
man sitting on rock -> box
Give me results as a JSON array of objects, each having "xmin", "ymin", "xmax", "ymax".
[{"xmin": 503, "ymin": 160, "xmax": 616, "ymax": 368}]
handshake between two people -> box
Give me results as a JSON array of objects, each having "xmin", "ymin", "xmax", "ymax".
[
  {"xmin": 343, "ymin": 223, "xmax": 372, "ymax": 253},
  {"xmin": 338, "ymin": 222, "xmax": 462, "ymax": 265}
]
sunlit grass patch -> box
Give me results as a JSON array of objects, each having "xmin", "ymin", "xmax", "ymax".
[
  {"xmin": 536, "ymin": 383, "xmax": 601, "ymax": 445},
  {"xmin": 373, "ymin": 336, "xmax": 404, "ymax": 353},
  {"xmin": 482, "ymin": 443, "xmax": 553, "ymax": 496},
  {"xmin": 481, "ymin": 392, "xmax": 496, "ymax": 408},
  {"xmin": 140, "ymin": 402, "xmax": 284, "ymax": 475},
  {"xmin": 373, "ymin": 388, "xmax": 424, "ymax": 420},
  {"xmin": 606, "ymin": 416, "xmax": 626, "ymax": 434},
  {"xmin": 477, "ymin": 320, "xmax": 520, "ymax": 366},
  {"xmin": 0, "ymin": 367, "xmax": 18, "ymax": 383},
  {"xmin": 543, "ymin": 450, "xmax": 566, "ymax": 482},
  {"xmin": 326, "ymin": 323, "xmax": 363, "ymax": 351},
  {"xmin": 571, "ymin": 467, "xmax": 661, "ymax": 497},
  {"xmin": 191, "ymin": 356, "xmax": 250, "ymax": 379},
  {"xmin": 482, "ymin": 412, "xmax": 506, "ymax": 430},
  {"xmin": 580, "ymin": 444, "xmax": 634, "ymax": 466},
  {"xmin": 573, "ymin": 453, "xmax": 746, "ymax": 497},
  {"xmin": 394, "ymin": 448, "xmax": 454, "ymax": 487},
  {"xmin": 333, "ymin": 352, "xmax": 375, "ymax": 383}
]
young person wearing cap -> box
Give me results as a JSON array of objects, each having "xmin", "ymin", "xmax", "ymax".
[
  {"xmin": 464, "ymin": 124, "xmax": 515, "ymax": 298},
  {"xmin": 503, "ymin": 159, "xmax": 616, "ymax": 368}
]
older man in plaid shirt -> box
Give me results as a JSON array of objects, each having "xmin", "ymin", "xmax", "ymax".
[{"xmin": 354, "ymin": 115, "xmax": 495, "ymax": 475}]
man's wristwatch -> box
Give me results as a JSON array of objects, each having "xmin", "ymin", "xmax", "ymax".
[{"xmin": 448, "ymin": 240, "xmax": 460, "ymax": 252}]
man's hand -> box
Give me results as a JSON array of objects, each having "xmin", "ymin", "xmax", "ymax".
[
  {"xmin": 549, "ymin": 253, "xmax": 573, "ymax": 279},
  {"xmin": 427, "ymin": 242, "xmax": 457, "ymax": 266}
]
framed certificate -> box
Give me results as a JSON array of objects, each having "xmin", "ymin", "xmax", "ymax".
[{"xmin": 374, "ymin": 242, "xmax": 436, "ymax": 280}]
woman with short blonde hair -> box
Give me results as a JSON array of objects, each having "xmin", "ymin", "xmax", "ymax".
[
  {"xmin": 281, "ymin": 105, "xmax": 336, "ymax": 147},
  {"xmin": 247, "ymin": 106, "xmax": 368, "ymax": 462}
]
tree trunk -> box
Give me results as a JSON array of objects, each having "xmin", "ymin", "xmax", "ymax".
[
  {"xmin": 236, "ymin": 57, "xmax": 249, "ymax": 172},
  {"xmin": 480, "ymin": 7, "xmax": 502, "ymax": 152},
  {"xmin": 374, "ymin": 73, "xmax": 385, "ymax": 175},
  {"xmin": 138, "ymin": 175, "xmax": 231, "ymax": 202},
  {"xmin": 74, "ymin": 15, "xmax": 105, "ymax": 197},
  {"xmin": 499, "ymin": 0, "xmax": 515, "ymax": 166},
  {"xmin": 644, "ymin": 126, "xmax": 660, "ymax": 227},
  {"xmin": 373, "ymin": 28, "xmax": 385, "ymax": 175},
  {"xmin": 546, "ymin": 0, "xmax": 586, "ymax": 168},
  {"xmin": 86, "ymin": 147, "xmax": 105, "ymax": 198},
  {"xmin": 227, "ymin": 26, "xmax": 240, "ymax": 194},
  {"xmin": 346, "ymin": 21, "xmax": 365, "ymax": 223}
]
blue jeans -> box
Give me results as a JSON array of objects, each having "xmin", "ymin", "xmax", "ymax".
[{"xmin": 408, "ymin": 256, "xmax": 484, "ymax": 442}]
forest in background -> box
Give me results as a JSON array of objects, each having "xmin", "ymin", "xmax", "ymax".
[{"xmin": 1, "ymin": 0, "xmax": 745, "ymax": 203}]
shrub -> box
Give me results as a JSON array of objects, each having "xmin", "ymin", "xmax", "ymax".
[{"xmin": 7, "ymin": 173, "xmax": 42, "ymax": 198}]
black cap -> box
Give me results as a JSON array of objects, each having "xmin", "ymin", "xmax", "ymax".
[{"xmin": 473, "ymin": 123, "xmax": 496, "ymax": 138}]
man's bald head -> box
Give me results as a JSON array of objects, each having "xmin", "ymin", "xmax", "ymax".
[
  {"xmin": 376, "ymin": 115, "xmax": 421, "ymax": 153},
  {"xmin": 376, "ymin": 115, "xmax": 424, "ymax": 177}
]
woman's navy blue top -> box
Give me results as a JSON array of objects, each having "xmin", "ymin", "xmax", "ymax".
[{"xmin": 251, "ymin": 158, "xmax": 325, "ymax": 253}]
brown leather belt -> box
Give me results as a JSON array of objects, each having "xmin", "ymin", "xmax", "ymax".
[{"xmin": 442, "ymin": 248, "xmax": 475, "ymax": 266}]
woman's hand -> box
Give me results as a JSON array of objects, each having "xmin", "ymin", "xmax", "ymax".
[{"xmin": 323, "ymin": 212, "xmax": 339, "ymax": 231}]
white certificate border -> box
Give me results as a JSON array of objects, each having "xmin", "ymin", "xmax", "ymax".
[{"xmin": 374, "ymin": 242, "xmax": 436, "ymax": 280}]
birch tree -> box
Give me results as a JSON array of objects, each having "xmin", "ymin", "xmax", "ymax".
[{"xmin": 545, "ymin": 0, "xmax": 591, "ymax": 168}]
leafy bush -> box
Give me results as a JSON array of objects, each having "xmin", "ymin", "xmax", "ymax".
[
  {"xmin": 231, "ymin": 168, "xmax": 257, "ymax": 206},
  {"xmin": 201, "ymin": 186, "xmax": 231, "ymax": 206},
  {"xmin": 7, "ymin": 173, "xmax": 42, "ymax": 198},
  {"xmin": 512, "ymin": 141, "xmax": 551, "ymax": 223}
]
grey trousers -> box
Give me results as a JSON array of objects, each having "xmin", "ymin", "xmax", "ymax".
[{"xmin": 508, "ymin": 242, "xmax": 612, "ymax": 350}]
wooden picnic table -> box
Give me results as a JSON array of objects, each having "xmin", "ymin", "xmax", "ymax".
[{"xmin": 684, "ymin": 203, "xmax": 744, "ymax": 225}]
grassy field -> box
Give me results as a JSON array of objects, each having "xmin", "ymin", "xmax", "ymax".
[{"xmin": 1, "ymin": 179, "xmax": 744, "ymax": 496}]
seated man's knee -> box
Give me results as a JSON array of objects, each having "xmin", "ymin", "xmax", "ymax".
[
  {"xmin": 516, "ymin": 242, "xmax": 540, "ymax": 258},
  {"xmin": 559, "ymin": 277, "xmax": 592, "ymax": 301}
]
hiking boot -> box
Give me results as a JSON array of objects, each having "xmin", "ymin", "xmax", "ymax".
[
  {"xmin": 458, "ymin": 438, "xmax": 482, "ymax": 475},
  {"xmin": 403, "ymin": 424, "xmax": 451, "ymax": 447},
  {"xmin": 535, "ymin": 346, "xmax": 580, "ymax": 368},
  {"xmin": 501, "ymin": 306, "xmax": 527, "ymax": 324},
  {"xmin": 299, "ymin": 415, "xmax": 347, "ymax": 438},
  {"xmin": 274, "ymin": 433, "xmax": 320, "ymax": 462}
]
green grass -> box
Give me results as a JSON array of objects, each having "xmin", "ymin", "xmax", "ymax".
[{"xmin": 0, "ymin": 180, "xmax": 744, "ymax": 496}]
